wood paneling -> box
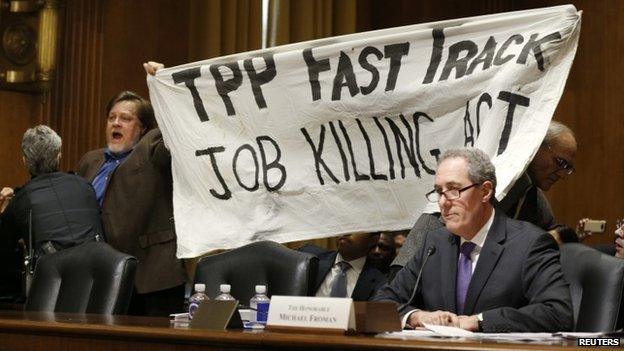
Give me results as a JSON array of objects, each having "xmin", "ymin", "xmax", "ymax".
[
  {"xmin": 51, "ymin": 0, "xmax": 191, "ymax": 172},
  {"xmin": 0, "ymin": 92, "xmax": 39, "ymax": 187},
  {"xmin": 360, "ymin": 0, "xmax": 623, "ymax": 246},
  {"xmin": 51, "ymin": 0, "xmax": 104, "ymax": 172}
]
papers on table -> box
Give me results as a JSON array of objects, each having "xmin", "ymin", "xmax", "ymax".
[
  {"xmin": 377, "ymin": 326, "xmax": 613, "ymax": 343},
  {"xmin": 422, "ymin": 323, "xmax": 475, "ymax": 337}
]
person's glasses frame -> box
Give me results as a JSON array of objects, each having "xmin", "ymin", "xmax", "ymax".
[
  {"xmin": 547, "ymin": 145, "xmax": 575, "ymax": 175},
  {"xmin": 425, "ymin": 183, "xmax": 481, "ymax": 203}
]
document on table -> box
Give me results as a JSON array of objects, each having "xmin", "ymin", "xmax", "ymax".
[
  {"xmin": 377, "ymin": 324, "xmax": 474, "ymax": 340},
  {"xmin": 377, "ymin": 324, "xmax": 568, "ymax": 343}
]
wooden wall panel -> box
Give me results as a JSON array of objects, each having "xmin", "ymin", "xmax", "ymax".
[
  {"xmin": 0, "ymin": 92, "xmax": 39, "ymax": 187},
  {"xmin": 0, "ymin": 0, "xmax": 192, "ymax": 184},
  {"xmin": 52, "ymin": 0, "xmax": 104, "ymax": 172},
  {"xmin": 51, "ymin": 0, "xmax": 191, "ymax": 172},
  {"xmin": 360, "ymin": 0, "xmax": 622, "ymax": 246}
]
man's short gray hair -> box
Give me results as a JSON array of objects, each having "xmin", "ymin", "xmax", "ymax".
[
  {"xmin": 22, "ymin": 125, "xmax": 62, "ymax": 176},
  {"xmin": 439, "ymin": 147, "xmax": 497, "ymax": 191},
  {"xmin": 543, "ymin": 120, "xmax": 575, "ymax": 147}
]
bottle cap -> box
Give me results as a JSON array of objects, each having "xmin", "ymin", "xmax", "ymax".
[
  {"xmin": 194, "ymin": 283, "xmax": 206, "ymax": 292},
  {"xmin": 255, "ymin": 285, "xmax": 266, "ymax": 294},
  {"xmin": 220, "ymin": 284, "xmax": 231, "ymax": 293}
]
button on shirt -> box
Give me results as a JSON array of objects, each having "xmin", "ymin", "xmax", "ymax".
[
  {"xmin": 92, "ymin": 149, "xmax": 131, "ymax": 207},
  {"xmin": 316, "ymin": 254, "xmax": 367, "ymax": 298}
]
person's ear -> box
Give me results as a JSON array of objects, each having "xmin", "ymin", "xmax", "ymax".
[{"xmin": 481, "ymin": 181, "xmax": 494, "ymax": 203}]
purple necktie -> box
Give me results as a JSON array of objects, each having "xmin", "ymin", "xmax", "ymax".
[{"xmin": 456, "ymin": 241, "xmax": 477, "ymax": 315}]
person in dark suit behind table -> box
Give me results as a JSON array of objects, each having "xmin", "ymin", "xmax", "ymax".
[
  {"xmin": 304, "ymin": 233, "xmax": 387, "ymax": 301},
  {"xmin": 390, "ymin": 121, "xmax": 578, "ymax": 279},
  {"xmin": 375, "ymin": 148, "xmax": 573, "ymax": 332},
  {"xmin": 76, "ymin": 90, "xmax": 186, "ymax": 316}
]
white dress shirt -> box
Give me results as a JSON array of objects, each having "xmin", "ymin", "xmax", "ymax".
[{"xmin": 316, "ymin": 253, "xmax": 367, "ymax": 298}]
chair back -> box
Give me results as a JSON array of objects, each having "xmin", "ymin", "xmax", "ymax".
[
  {"xmin": 195, "ymin": 241, "xmax": 318, "ymax": 303},
  {"xmin": 560, "ymin": 243, "xmax": 624, "ymax": 331},
  {"xmin": 25, "ymin": 242, "xmax": 136, "ymax": 314}
]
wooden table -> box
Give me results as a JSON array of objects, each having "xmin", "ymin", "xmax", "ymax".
[{"xmin": 0, "ymin": 311, "xmax": 589, "ymax": 351}]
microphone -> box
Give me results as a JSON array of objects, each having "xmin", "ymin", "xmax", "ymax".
[{"xmin": 398, "ymin": 246, "xmax": 436, "ymax": 312}]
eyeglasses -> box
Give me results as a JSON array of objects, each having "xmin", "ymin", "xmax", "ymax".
[
  {"xmin": 425, "ymin": 183, "xmax": 480, "ymax": 203},
  {"xmin": 547, "ymin": 145, "xmax": 575, "ymax": 175}
]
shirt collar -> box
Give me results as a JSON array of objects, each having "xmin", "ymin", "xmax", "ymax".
[
  {"xmin": 461, "ymin": 209, "xmax": 495, "ymax": 249},
  {"xmin": 104, "ymin": 148, "xmax": 132, "ymax": 161},
  {"xmin": 335, "ymin": 253, "xmax": 367, "ymax": 274}
]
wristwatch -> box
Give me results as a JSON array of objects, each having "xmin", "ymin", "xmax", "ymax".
[{"xmin": 477, "ymin": 313, "xmax": 484, "ymax": 332}]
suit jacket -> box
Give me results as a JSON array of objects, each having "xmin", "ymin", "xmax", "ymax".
[
  {"xmin": 375, "ymin": 211, "xmax": 573, "ymax": 332},
  {"xmin": 77, "ymin": 129, "xmax": 186, "ymax": 294},
  {"xmin": 498, "ymin": 173, "xmax": 556, "ymax": 230},
  {"xmin": 0, "ymin": 172, "xmax": 102, "ymax": 301},
  {"xmin": 391, "ymin": 172, "xmax": 555, "ymax": 271},
  {"xmin": 314, "ymin": 251, "xmax": 387, "ymax": 301}
]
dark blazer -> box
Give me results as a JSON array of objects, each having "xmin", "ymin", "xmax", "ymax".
[
  {"xmin": 391, "ymin": 172, "xmax": 556, "ymax": 270},
  {"xmin": 1, "ymin": 172, "xmax": 103, "ymax": 252},
  {"xmin": 375, "ymin": 211, "xmax": 573, "ymax": 332},
  {"xmin": 314, "ymin": 251, "xmax": 387, "ymax": 301},
  {"xmin": 76, "ymin": 129, "xmax": 186, "ymax": 294},
  {"xmin": 498, "ymin": 173, "xmax": 556, "ymax": 230},
  {"xmin": 0, "ymin": 172, "xmax": 102, "ymax": 301}
]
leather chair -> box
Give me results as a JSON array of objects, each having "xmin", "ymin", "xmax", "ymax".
[
  {"xmin": 25, "ymin": 242, "xmax": 136, "ymax": 314},
  {"xmin": 559, "ymin": 243, "xmax": 624, "ymax": 331},
  {"xmin": 194, "ymin": 241, "xmax": 318, "ymax": 303}
]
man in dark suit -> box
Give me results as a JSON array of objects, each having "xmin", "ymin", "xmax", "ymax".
[
  {"xmin": 390, "ymin": 121, "xmax": 577, "ymax": 277},
  {"xmin": 375, "ymin": 148, "xmax": 573, "ymax": 332},
  {"xmin": 77, "ymin": 91, "xmax": 186, "ymax": 316},
  {"xmin": 307, "ymin": 233, "xmax": 387, "ymax": 301},
  {"xmin": 0, "ymin": 125, "xmax": 103, "ymax": 303}
]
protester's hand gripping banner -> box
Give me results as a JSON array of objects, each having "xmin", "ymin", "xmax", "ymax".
[{"xmin": 148, "ymin": 5, "xmax": 581, "ymax": 258}]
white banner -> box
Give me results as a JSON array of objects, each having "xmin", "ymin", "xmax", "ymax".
[{"xmin": 148, "ymin": 5, "xmax": 581, "ymax": 258}]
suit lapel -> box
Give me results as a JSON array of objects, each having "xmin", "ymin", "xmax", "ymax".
[
  {"xmin": 85, "ymin": 152, "xmax": 106, "ymax": 181},
  {"xmin": 497, "ymin": 172, "xmax": 530, "ymax": 215},
  {"xmin": 439, "ymin": 230, "xmax": 459, "ymax": 312},
  {"xmin": 463, "ymin": 212, "xmax": 506, "ymax": 315},
  {"xmin": 351, "ymin": 266, "xmax": 374, "ymax": 301}
]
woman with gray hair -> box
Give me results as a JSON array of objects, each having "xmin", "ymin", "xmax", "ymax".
[{"xmin": 0, "ymin": 125, "xmax": 103, "ymax": 303}]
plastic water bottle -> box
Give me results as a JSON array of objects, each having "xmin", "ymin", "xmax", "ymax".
[
  {"xmin": 215, "ymin": 284, "xmax": 235, "ymax": 301},
  {"xmin": 188, "ymin": 283, "xmax": 209, "ymax": 319},
  {"xmin": 249, "ymin": 285, "xmax": 270, "ymax": 324}
]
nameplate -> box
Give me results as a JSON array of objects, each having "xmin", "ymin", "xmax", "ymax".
[{"xmin": 267, "ymin": 296, "xmax": 355, "ymax": 331}]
